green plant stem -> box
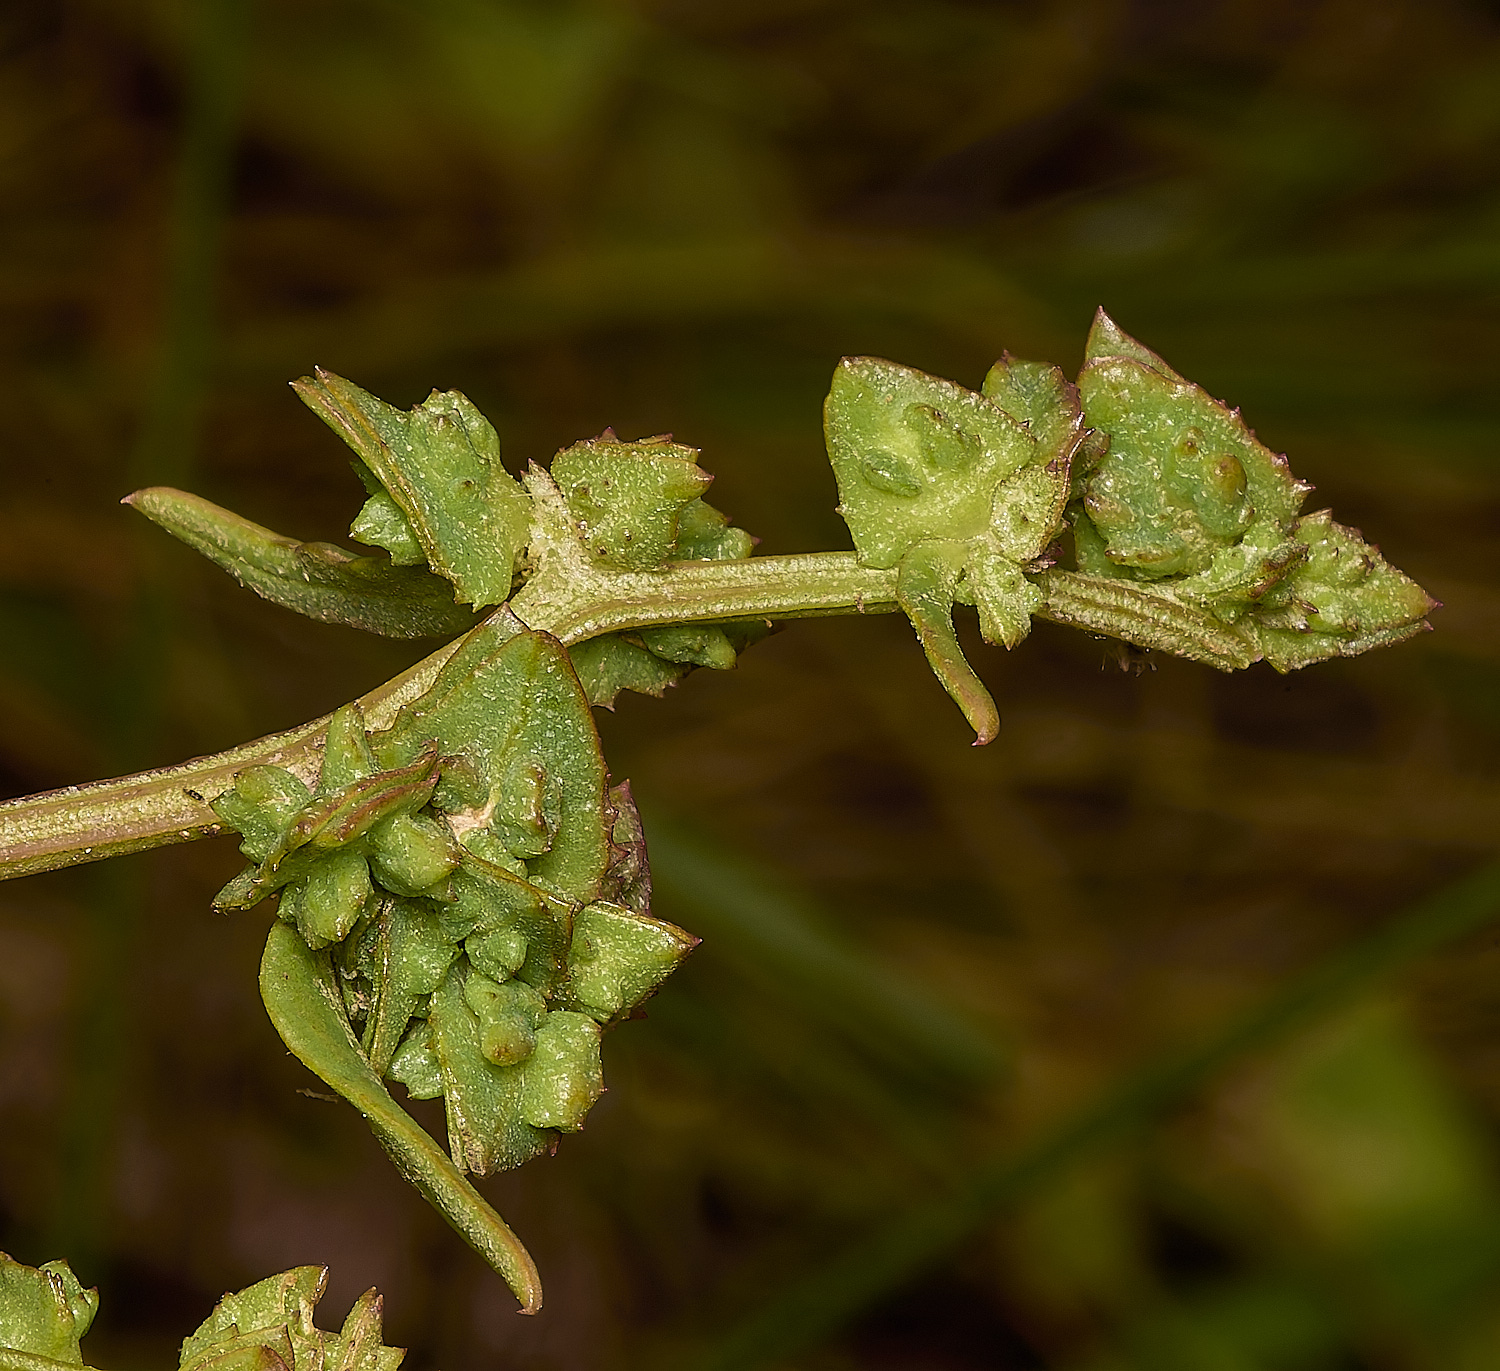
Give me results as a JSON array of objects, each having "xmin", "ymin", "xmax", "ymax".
[{"xmin": 0, "ymin": 551, "xmax": 1253, "ymax": 882}]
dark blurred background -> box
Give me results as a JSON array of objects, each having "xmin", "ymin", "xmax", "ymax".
[{"xmin": 2, "ymin": 1, "xmax": 1500, "ymax": 1367}]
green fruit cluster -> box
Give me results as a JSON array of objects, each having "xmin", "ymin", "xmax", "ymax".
[
  {"xmin": 212, "ymin": 617, "xmax": 695, "ymax": 1175},
  {"xmin": 825, "ymin": 311, "xmax": 1435, "ymax": 736}
]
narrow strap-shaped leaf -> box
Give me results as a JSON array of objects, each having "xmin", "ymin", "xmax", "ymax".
[
  {"xmin": 895, "ymin": 542, "xmax": 999, "ymax": 745},
  {"xmin": 258, "ymin": 922, "xmax": 543, "ymax": 1313},
  {"xmin": 125, "ymin": 488, "xmax": 480, "ymax": 638}
]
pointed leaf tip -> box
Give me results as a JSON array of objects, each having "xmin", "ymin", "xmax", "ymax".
[
  {"xmin": 294, "ymin": 371, "xmax": 531, "ymax": 606},
  {"xmin": 896, "ymin": 542, "xmax": 1001, "ymax": 746},
  {"xmin": 127, "ymin": 486, "xmax": 481, "ymax": 637}
]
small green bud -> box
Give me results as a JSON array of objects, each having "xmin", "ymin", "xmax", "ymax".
[
  {"xmin": 518, "ymin": 1012, "xmax": 604, "ymax": 1132},
  {"xmin": 211, "ymin": 766, "xmax": 310, "ymax": 864},
  {"xmin": 367, "ymin": 811, "xmax": 459, "ymax": 896},
  {"xmin": 427, "ymin": 963, "xmax": 554, "ymax": 1175},
  {"xmin": 964, "ymin": 540, "xmax": 1044, "ymax": 651},
  {"xmin": 0, "ymin": 1253, "xmax": 98, "ymax": 1364},
  {"xmin": 389, "ymin": 1021, "xmax": 444, "ymax": 1100},
  {"xmin": 672, "ymin": 498, "xmax": 756, "ymax": 561},
  {"xmin": 466, "ymin": 927, "xmax": 528, "ymax": 983},
  {"xmin": 319, "ymin": 704, "xmax": 378, "ymax": 791},
  {"xmin": 349, "ymin": 485, "xmax": 425, "ymax": 566},
  {"xmin": 278, "ymin": 849, "xmax": 372, "ymax": 950},
  {"xmin": 550, "ymin": 431, "xmax": 712, "ymax": 571},
  {"xmin": 492, "ymin": 757, "xmax": 557, "ymax": 860},
  {"xmin": 637, "ymin": 624, "xmax": 738, "ymax": 670},
  {"xmin": 464, "ymin": 972, "xmax": 546, "ymax": 1066}
]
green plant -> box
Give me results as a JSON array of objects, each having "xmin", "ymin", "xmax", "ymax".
[
  {"xmin": 0, "ymin": 1251, "xmax": 405, "ymax": 1371},
  {"xmin": 0, "ymin": 313, "xmax": 1434, "ymax": 1317}
]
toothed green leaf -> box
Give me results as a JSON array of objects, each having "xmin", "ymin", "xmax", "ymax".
[
  {"xmin": 824, "ymin": 354, "xmax": 1087, "ymax": 741},
  {"xmin": 1248, "ymin": 511, "xmax": 1438, "ymax": 671},
  {"xmin": 428, "ymin": 960, "xmax": 556, "ymax": 1174},
  {"xmin": 559, "ymin": 901, "xmax": 698, "ymax": 1026},
  {"xmin": 568, "ymin": 634, "xmax": 690, "ymax": 707},
  {"xmin": 1077, "ymin": 310, "xmax": 1309, "ymax": 592},
  {"xmin": 0, "ymin": 1254, "xmax": 97, "ymax": 1364},
  {"xmin": 126, "ymin": 488, "xmax": 481, "ymax": 638},
  {"xmin": 179, "ymin": 1267, "xmax": 327, "ymax": 1371},
  {"xmin": 549, "ymin": 433, "xmax": 712, "ymax": 571},
  {"xmin": 1064, "ymin": 312, "xmax": 1437, "ymax": 668},
  {"xmin": 824, "ymin": 356, "xmax": 1038, "ymax": 570},
  {"xmin": 372, "ymin": 617, "xmax": 610, "ymax": 904},
  {"xmin": 293, "ymin": 371, "xmax": 531, "ymax": 607}
]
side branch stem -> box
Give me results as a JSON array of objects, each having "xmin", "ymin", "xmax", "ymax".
[{"xmin": 0, "ymin": 557, "xmax": 1251, "ymax": 881}]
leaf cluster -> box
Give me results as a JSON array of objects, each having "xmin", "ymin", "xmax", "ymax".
[
  {"xmin": 212, "ymin": 621, "xmax": 695, "ymax": 1179},
  {"xmin": 824, "ymin": 311, "xmax": 1436, "ymax": 741},
  {"xmin": 104, "ymin": 312, "xmax": 1438, "ymax": 1307},
  {"xmin": 0, "ymin": 1255, "xmax": 402, "ymax": 1371}
]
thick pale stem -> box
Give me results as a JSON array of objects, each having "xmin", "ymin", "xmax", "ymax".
[
  {"xmin": 1032, "ymin": 570, "xmax": 1258, "ymax": 670},
  {"xmin": 0, "ymin": 539, "xmax": 1251, "ymax": 881},
  {"xmin": 0, "ymin": 636, "xmax": 467, "ymax": 881},
  {"xmin": 514, "ymin": 549, "xmax": 899, "ymax": 642}
]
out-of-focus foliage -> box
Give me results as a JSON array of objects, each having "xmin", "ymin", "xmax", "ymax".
[
  {"xmin": 1, "ymin": 1, "xmax": 1499, "ymax": 1368},
  {"xmin": 0, "ymin": 1257, "xmax": 406, "ymax": 1371},
  {"xmin": 178, "ymin": 1265, "xmax": 403, "ymax": 1371}
]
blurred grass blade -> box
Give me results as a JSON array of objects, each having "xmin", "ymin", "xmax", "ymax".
[
  {"xmin": 644, "ymin": 818, "xmax": 1006, "ymax": 1087},
  {"xmin": 126, "ymin": 487, "xmax": 481, "ymax": 637},
  {"xmin": 692, "ymin": 859, "xmax": 1500, "ymax": 1371}
]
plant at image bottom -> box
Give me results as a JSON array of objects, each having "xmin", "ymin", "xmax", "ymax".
[
  {"xmin": 0, "ymin": 1252, "xmax": 404, "ymax": 1371},
  {"xmin": 0, "ymin": 312, "xmax": 1436, "ymax": 1313}
]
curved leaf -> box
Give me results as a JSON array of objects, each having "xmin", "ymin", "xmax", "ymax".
[
  {"xmin": 125, "ymin": 488, "xmax": 480, "ymax": 638},
  {"xmin": 292, "ymin": 370, "xmax": 531, "ymax": 608},
  {"xmin": 258, "ymin": 922, "xmax": 544, "ymax": 1312}
]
